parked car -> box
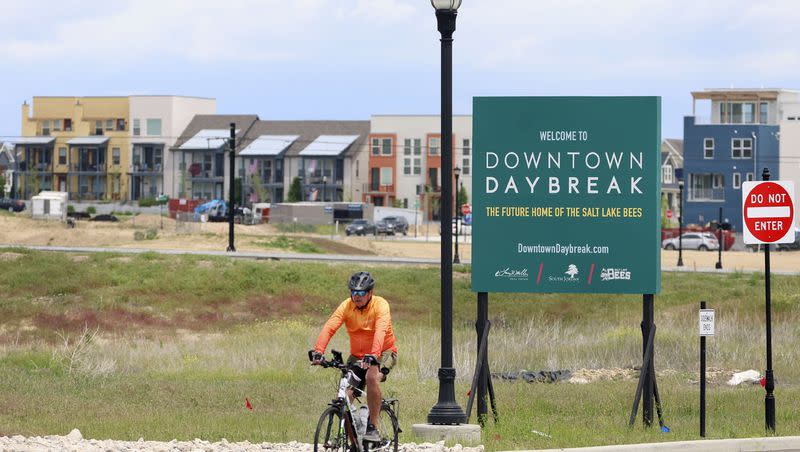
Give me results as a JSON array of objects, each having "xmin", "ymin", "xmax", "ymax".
[
  {"xmin": 0, "ymin": 198, "xmax": 26, "ymax": 212},
  {"xmin": 89, "ymin": 214, "xmax": 119, "ymax": 222},
  {"xmin": 439, "ymin": 218, "xmax": 472, "ymax": 236},
  {"xmin": 375, "ymin": 220, "xmax": 394, "ymax": 235},
  {"xmin": 382, "ymin": 216, "xmax": 409, "ymax": 235},
  {"xmin": 749, "ymin": 227, "xmax": 800, "ymax": 252},
  {"xmin": 777, "ymin": 227, "xmax": 800, "ymax": 251},
  {"xmin": 68, "ymin": 211, "xmax": 91, "ymax": 219},
  {"xmin": 661, "ymin": 232, "xmax": 719, "ymax": 251},
  {"xmin": 345, "ymin": 219, "xmax": 376, "ymax": 236}
]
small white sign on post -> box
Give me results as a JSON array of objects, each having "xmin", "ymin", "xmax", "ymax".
[{"xmin": 699, "ymin": 309, "xmax": 715, "ymax": 336}]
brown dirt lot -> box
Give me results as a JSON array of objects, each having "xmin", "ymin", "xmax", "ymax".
[{"xmin": 1, "ymin": 213, "xmax": 799, "ymax": 272}]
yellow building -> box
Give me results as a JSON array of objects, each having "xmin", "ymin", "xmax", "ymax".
[{"xmin": 19, "ymin": 97, "xmax": 130, "ymax": 200}]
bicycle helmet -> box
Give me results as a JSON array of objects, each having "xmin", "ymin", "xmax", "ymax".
[{"xmin": 348, "ymin": 271, "xmax": 375, "ymax": 292}]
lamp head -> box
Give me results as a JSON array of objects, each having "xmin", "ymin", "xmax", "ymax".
[
  {"xmin": 454, "ymin": 166, "xmax": 461, "ymax": 177},
  {"xmin": 431, "ymin": 0, "xmax": 462, "ymax": 11}
]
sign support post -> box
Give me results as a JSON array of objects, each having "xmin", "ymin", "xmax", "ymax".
[
  {"xmin": 742, "ymin": 168, "xmax": 796, "ymax": 433},
  {"xmin": 762, "ymin": 169, "xmax": 776, "ymax": 432}
]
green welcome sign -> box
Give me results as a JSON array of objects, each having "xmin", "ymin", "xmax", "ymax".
[{"xmin": 471, "ymin": 97, "xmax": 661, "ymax": 294}]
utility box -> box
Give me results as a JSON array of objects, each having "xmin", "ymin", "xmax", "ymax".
[{"xmin": 31, "ymin": 191, "xmax": 68, "ymax": 221}]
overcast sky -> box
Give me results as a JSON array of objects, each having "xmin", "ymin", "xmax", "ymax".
[{"xmin": 1, "ymin": 0, "xmax": 798, "ymax": 141}]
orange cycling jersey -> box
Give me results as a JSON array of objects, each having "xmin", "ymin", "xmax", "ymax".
[{"xmin": 314, "ymin": 295, "xmax": 397, "ymax": 358}]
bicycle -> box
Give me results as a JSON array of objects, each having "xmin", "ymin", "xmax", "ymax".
[{"xmin": 309, "ymin": 349, "xmax": 400, "ymax": 452}]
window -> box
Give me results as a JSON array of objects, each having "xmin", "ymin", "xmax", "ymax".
[
  {"xmin": 662, "ymin": 164, "xmax": 673, "ymax": 184},
  {"xmin": 133, "ymin": 119, "xmax": 141, "ymax": 136},
  {"xmin": 413, "ymin": 138, "xmax": 421, "ymax": 155},
  {"xmin": 105, "ymin": 119, "xmax": 114, "ymax": 131},
  {"xmin": 371, "ymin": 138, "xmax": 381, "ymax": 156},
  {"xmin": 429, "ymin": 137, "xmax": 440, "ymax": 155},
  {"xmin": 381, "ymin": 138, "xmax": 392, "ymax": 156},
  {"xmin": 95, "ymin": 121, "xmax": 103, "ymax": 135},
  {"xmin": 380, "ymin": 167, "xmax": 393, "ymax": 185},
  {"xmin": 413, "ymin": 158, "xmax": 421, "ymax": 175},
  {"xmin": 64, "ymin": 118, "xmax": 72, "ymax": 132},
  {"xmin": 404, "ymin": 139, "xmax": 411, "ymax": 156},
  {"xmin": 732, "ymin": 138, "xmax": 752, "ymax": 159},
  {"xmin": 146, "ymin": 119, "xmax": 162, "ymax": 136},
  {"xmin": 746, "ymin": 172, "xmax": 754, "ymax": 182},
  {"xmin": 41, "ymin": 120, "xmax": 50, "ymax": 136},
  {"xmin": 463, "ymin": 138, "xmax": 470, "ymax": 156},
  {"xmin": 462, "ymin": 157, "xmax": 470, "ymax": 175},
  {"xmin": 112, "ymin": 147, "xmax": 120, "ymax": 165},
  {"xmin": 117, "ymin": 119, "xmax": 125, "ymax": 131},
  {"xmin": 704, "ymin": 138, "xmax": 714, "ymax": 159},
  {"xmin": 403, "ymin": 158, "xmax": 411, "ymax": 175},
  {"xmin": 760, "ymin": 102, "xmax": 768, "ymax": 124},
  {"xmin": 53, "ymin": 119, "xmax": 61, "ymax": 132},
  {"xmin": 713, "ymin": 174, "xmax": 724, "ymax": 189},
  {"xmin": 356, "ymin": 160, "xmax": 359, "ymax": 178},
  {"xmin": 59, "ymin": 147, "xmax": 67, "ymax": 165},
  {"xmin": 733, "ymin": 172, "xmax": 741, "ymax": 189}
]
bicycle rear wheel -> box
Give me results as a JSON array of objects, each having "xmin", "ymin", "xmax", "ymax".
[
  {"xmin": 371, "ymin": 404, "xmax": 399, "ymax": 452},
  {"xmin": 314, "ymin": 406, "xmax": 351, "ymax": 452}
]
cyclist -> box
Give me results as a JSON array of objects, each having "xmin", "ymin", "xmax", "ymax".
[{"xmin": 310, "ymin": 271, "xmax": 398, "ymax": 443}]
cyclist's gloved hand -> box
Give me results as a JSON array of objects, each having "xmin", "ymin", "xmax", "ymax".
[
  {"xmin": 362, "ymin": 354, "xmax": 379, "ymax": 367},
  {"xmin": 310, "ymin": 350, "xmax": 323, "ymax": 365}
]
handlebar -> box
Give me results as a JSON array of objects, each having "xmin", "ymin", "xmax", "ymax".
[{"xmin": 308, "ymin": 349, "xmax": 349, "ymax": 369}]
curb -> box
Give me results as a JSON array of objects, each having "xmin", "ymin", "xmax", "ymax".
[{"xmin": 519, "ymin": 435, "xmax": 800, "ymax": 452}]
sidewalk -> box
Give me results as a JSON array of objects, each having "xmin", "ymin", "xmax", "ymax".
[{"xmin": 524, "ymin": 435, "xmax": 800, "ymax": 452}]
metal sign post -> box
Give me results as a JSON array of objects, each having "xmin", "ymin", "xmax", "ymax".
[
  {"xmin": 742, "ymin": 169, "xmax": 796, "ymax": 432},
  {"xmin": 699, "ymin": 302, "xmax": 714, "ymax": 437}
]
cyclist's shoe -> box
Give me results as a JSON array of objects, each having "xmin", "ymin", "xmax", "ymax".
[{"xmin": 363, "ymin": 424, "xmax": 380, "ymax": 442}]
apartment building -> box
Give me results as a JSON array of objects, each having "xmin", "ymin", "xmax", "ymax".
[
  {"xmin": 682, "ymin": 89, "xmax": 798, "ymax": 231},
  {"xmin": 17, "ymin": 96, "xmax": 215, "ymax": 201},
  {"xmin": 368, "ymin": 115, "xmax": 472, "ymax": 220}
]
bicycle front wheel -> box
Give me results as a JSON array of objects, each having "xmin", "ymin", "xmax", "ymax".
[
  {"xmin": 373, "ymin": 404, "xmax": 399, "ymax": 452},
  {"xmin": 314, "ymin": 406, "xmax": 351, "ymax": 452}
]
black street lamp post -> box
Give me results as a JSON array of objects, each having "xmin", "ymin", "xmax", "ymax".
[
  {"xmin": 227, "ymin": 123, "xmax": 236, "ymax": 252},
  {"xmin": 677, "ymin": 180, "xmax": 684, "ymax": 267},
  {"xmin": 428, "ymin": 0, "xmax": 466, "ymax": 425},
  {"xmin": 454, "ymin": 166, "xmax": 461, "ymax": 264}
]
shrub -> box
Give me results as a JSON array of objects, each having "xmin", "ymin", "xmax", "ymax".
[
  {"xmin": 138, "ymin": 197, "xmax": 158, "ymax": 207},
  {"xmin": 67, "ymin": 205, "xmax": 75, "ymax": 214},
  {"xmin": 134, "ymin": 231, "xmax": 146, "ymax": 241},
  {"xmin": 145, "ymin": 228, "xmax": 158, "ymax": 240},
  {"xmin": 86, "ymin": 206, "xmax": 96, "ymax": 215}
]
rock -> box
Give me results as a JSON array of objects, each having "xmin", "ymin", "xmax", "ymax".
[{"xmin": 66, "ymin": 428, "xmax": 83, "ymax": 441}]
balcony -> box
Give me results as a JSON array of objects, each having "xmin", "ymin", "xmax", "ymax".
[
  {"xmin": 688, "ymin": 187, "xmax": 725, "ymax": 202},
  {"xmin": 73, "ymin": 163, "xmax": 107, "ymax": 173},
  {"xmin": 130, "ymin": 163, "xmax": 163, "ymax": 174},
  {"xmin": 363, "ymin": 183, "xmax": 395, "ymax": 194},
  {"xmin": 21, "ymin": 162, "xmax": 53, "ymax": 173}
]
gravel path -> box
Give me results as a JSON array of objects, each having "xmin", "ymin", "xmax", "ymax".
[{"xmin": 0, "ymin": 429, "xmax": 485, "ymax": 452}]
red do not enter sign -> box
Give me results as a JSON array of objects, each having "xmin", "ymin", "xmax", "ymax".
[{"xmin": 742, "ymin": 181, "xmax": 796, "ymax": 244}]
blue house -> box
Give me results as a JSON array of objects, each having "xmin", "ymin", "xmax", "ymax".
[{"xmin": 682, "ymin": 89, "xmax": 790, "ymax": 233}]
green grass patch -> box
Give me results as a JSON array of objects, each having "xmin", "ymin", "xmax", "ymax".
[
  {"xmin": 2, "ymin": 251, "xmax": 800, "ymax": 448},
  {"xmin": 253, "ymin": 235, "xmax": 323, "ymax": 254}
]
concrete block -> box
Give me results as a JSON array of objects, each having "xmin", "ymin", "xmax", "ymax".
[{"xmin": 411, "ymin": 423, "xmax": 481, "ymax": 444}]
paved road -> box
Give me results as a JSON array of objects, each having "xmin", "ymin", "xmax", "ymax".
[{"xmin": 3, "ymin": 244, "xmax": 800, "ymax": 275}]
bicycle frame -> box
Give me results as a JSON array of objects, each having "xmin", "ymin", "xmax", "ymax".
[{"xmin": 312, "ymin": 350, "xmax": 398, "ymax": 452}]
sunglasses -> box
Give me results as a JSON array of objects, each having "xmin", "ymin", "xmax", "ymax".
[{"xmin": 351, "ymin": 290, "xmax": 368, "ymax": 297}]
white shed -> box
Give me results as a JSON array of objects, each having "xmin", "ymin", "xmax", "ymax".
[{"xmin": 31, "ymin": 191, "xmax": 68, "ymax": 221}]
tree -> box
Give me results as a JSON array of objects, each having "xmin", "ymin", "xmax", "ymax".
[
  {"xmin": 234, "ymin": 177, "xmax": 243, "ymax": 205},
  {"xmin": 0, "ymin": 173, "xmax": 6, "ymax": 198},
  {"xmin": 250, "ymin": 171, "xmax": 270, "ymax": 203},
  {"xmin": 287, "ymin": 176, "xmax": 302, "ymax": 202},
  {"xmin": 457, "ymin": 185, "xmax": 469, "ymax": 207}
]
